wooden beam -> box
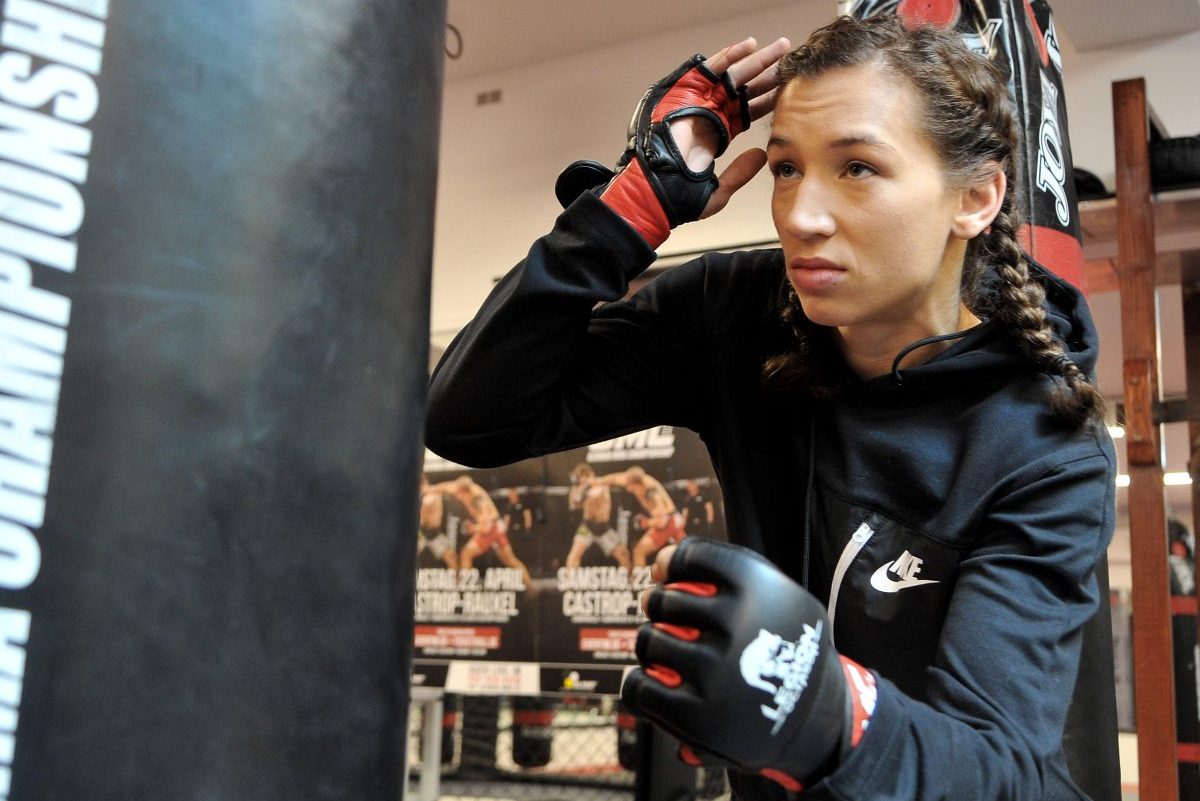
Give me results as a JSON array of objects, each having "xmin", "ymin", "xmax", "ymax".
[
  {"xmin": 1080, "ymin": 189, "xmax": 1200, "ymax": 292},
  {"xmin": 1114, "ymin": 398, "xmax": 1191, "ymax": 426},
  {"xmin": 1113, "ymin": 77, "xmax": 1178, "ymax": 801}
]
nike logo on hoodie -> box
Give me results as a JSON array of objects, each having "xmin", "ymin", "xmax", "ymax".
[{"xmin": 870, "ymin": 549, "xmax": 940, "ymax": 593}]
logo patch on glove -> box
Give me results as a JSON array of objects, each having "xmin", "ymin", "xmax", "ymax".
[{"xmin": 738, "ymin": 623, "xmax": 823, "ymax": 734}]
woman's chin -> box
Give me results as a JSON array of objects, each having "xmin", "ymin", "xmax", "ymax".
[{"xmin": 793, "ymin": 296, "xmax": 849, "ymax": 329}]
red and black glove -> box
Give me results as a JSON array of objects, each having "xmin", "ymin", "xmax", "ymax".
[
  {"xmin": 555, "ymin": 55, "xmax": 750, "ymax": 248},
  {"xmin": 621, "ymin": 538, "xmax": 877, "ymax": 793}
]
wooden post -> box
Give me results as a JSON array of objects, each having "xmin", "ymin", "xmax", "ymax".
[{"xmin": 1112, "ymin": 77, "xmax": 1178, "ymax": 801}]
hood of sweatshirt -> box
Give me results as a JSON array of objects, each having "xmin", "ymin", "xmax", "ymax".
[{"xmin": 840, "ymin": 256, "xmax": 1099, "ymax": 397}]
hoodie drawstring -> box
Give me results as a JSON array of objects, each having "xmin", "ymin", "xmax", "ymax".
[
  {"xmin": 890, "ymin": 329, "xmax": 974, "ymax": 386},
  {"xmin": 802, "ymin": 414, "xmax": 815, "ymax": 588}
]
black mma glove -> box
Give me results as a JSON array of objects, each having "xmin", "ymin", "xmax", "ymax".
[
  {"xmin": 621, "ymin": 538, "xmax": 878, "ymax": 792},
  {"xmin": 556, "ymin": 55, "xmax": 750, "ymax": 248}
]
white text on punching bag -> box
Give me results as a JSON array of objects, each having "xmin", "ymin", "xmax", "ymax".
[{"xmin": 0, "ymin": 0, "xmax": 108, "ymax": 796}]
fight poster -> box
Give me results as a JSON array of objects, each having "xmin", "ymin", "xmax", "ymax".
[
  {"xmin": 413, "ymin": 450, "xmax": 547, "ymax": 692},
  {"xmin": 842, "ymin": 0, "xmax": 1087, "ymax": 291},
  {"xmin": 413, "ymin": 427, "xmax": 725, "ymax": 695},
  {"xmin": 540, "ymin": 425, "xmax": 726, "ymax": 693}
]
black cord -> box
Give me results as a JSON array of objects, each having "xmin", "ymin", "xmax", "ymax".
[
  {"xmin": 802, "ymin": 415, "xmax": 815, "ymax": 588},
  {"xmin": 445, "ymin": 23, "xmax": 463, "ymax": 60}
]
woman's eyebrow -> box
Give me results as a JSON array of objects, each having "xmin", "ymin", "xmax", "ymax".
[
  {"xmin": 829, "ymin": 134, "xmax": 899, "ymax": 154},
  {"xmin": 767, "ymin": 133, "xmax": 899, "ymax": 154}
]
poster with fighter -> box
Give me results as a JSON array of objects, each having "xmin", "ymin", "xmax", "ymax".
[
  {"xmin": 537, "ymin": 426, "xmax": 725, "ymax": 694},
  {"xmin": 414, "ymin": 427, "xmax": 724, "ymax": 694},
  {"xmin": 842, "ymin": 0, "xmax": 1086, "ymax": 291},
  {"xmin": 413, "ymin": 449, "xmax": 546, "ymax": 691}
]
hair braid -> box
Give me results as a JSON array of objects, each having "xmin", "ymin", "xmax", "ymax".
[
  {"xmin": 762, "ymin": 283, "xmax": 841, "ymax": 401},
  {"xmin": 984, "ymin": 201, "xmax": 1106, "ymax": 428}
]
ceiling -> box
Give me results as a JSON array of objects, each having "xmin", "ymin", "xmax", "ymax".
[
  {"xmin": 1051, "ymin": 0, "xmax": 1200, "ymax": 51},
  {"xmin": 443, "ymin": 0, "xmax": 1200, "ymax": 83},
  {"xmin": 444, "ymin": 0, "xmax": 799, "ymax": 82}
]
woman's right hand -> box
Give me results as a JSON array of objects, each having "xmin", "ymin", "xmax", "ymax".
[{"xmin": 575, "ymin": 36, "xmax": 791, "ymax": 248}]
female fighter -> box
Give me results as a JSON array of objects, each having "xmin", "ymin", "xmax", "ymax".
[{"xmin": 427, "ymin": 15, "xmax": 1113, "ymax": 801}]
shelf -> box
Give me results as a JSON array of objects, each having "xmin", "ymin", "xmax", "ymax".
[{"xmin": 1081, "ymin": 186, "xmax": 1200, "ymax": 292}]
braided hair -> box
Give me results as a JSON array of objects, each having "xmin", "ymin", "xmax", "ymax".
[{"xmin": 761, "ymin": 15, "xmax": 1105, "ymax": 429}]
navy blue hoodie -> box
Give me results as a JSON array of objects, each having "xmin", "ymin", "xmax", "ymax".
[{"xmin": 426, "ymin": 192, "xmax": 1117, "ymax": 801}]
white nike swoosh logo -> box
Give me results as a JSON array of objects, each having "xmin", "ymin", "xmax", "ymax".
[{"xmin": 870, "ymin": 562, "xmax": 940, "ymax": 593}]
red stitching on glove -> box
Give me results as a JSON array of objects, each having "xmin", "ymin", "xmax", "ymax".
[
  {"xmin": 654, "ymin": 622, "xmax": 701, "ymax": 642},
  {"xmin": 678, "ymin": 745, "xmax": 703, "ymax": 767},
  {"xmin": 599, "ymin": 159, "xmax": 671, "ymax": 249},
  {"xmin": 645, "ymin": 664, "xmax": 683, "ymax": 688},
  {"xmin": 664, "ymin": 581, "xmax": 718, "ymax": 597},
  {"xmin": 759, "ymin": 768, "xmax": 804, "ymax": 793}
]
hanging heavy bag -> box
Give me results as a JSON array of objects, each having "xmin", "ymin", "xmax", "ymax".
[{"xmin": 511, "ymin": 696, "xmax": 555, "ymax": 768}]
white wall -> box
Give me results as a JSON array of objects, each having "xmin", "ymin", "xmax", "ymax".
[
  {"xmin": 431, "ymin": 4, "xmax": 834, "ymax": 341},
  {"xmin": 432, "ymin": 9, "xmax": 1200, "ymax": 340},
  {"xmin": 1062, "ymin": 29, "xmax": 1200, "ymax": 187}
]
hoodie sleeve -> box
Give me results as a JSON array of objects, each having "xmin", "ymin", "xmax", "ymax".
[
  {"xmin": 811, "ymin": 445, "xmax": 1115, "ymax": 801},
  {"xmin": 426, "ymin": 192, "xmax": 712, "ymax": 467}
]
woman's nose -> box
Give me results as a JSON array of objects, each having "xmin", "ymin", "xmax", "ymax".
[{"xmin": 774, "ymin": 182, "xmax": 836, "ymax": 240}]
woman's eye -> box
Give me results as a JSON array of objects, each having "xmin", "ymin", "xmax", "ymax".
[
  {"xmin": 773, "ymin": 162, "xmax": 799, "ymax": 179},
  {"xmin": 846, "ymin": 161, "xmax": 876, "ymax": 178}
]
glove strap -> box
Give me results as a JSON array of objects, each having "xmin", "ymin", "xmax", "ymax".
[
  {"xmin": 600, "ymin": 159, "xmax": 671, "ymax": 249},
  {"xmin": 755, "ymin": 657, "xmax": 875, "ymax": 795},
  {"xmin": 839, "ymin": 656, "xmax": 877, "ymax": 749}
]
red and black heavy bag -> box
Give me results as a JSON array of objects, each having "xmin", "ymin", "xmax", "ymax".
[
  {"xmin": 511, "ymin": 696, "xmax": 556, "ymax": 768},
  {"xmin": 843, "ymin": 4, "xmax": 1117, "ymax": 801},
  {"xmin": 845, "ymin": 0, "xmax": 1087, "ymax": 293}
]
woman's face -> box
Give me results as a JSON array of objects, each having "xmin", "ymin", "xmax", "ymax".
[{"xmin": 768, "ymin": 63, "xmax": 973, "ymax": 338}]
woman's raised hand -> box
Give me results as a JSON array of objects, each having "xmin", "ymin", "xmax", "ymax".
[
  {"xmin": 562, "ymin": 35, "xmax": 792, "ymax": 248},
  {"xmin": 674, "ymin": 37, "xmax": 792, "ymax": 173},
  {"xmin": 680, "ymin": 37, "xmax": 792, "ymax": 219}
]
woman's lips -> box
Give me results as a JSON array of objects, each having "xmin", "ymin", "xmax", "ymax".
[{"xmin": 788, "ymin": 257, "xmax": 846, "ymax": 291}]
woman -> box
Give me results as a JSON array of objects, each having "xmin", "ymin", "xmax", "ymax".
[{"xmin": 427, "ymin": 15, "xmax": 1114, "ymax": 801}]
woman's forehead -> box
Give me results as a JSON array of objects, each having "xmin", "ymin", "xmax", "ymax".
[{"xmin": 769, "ymin": 65, "xmax": 926, "ymax": 150}]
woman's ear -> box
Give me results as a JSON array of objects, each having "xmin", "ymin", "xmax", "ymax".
[{"xmin": 952, "ymin": 166, "xmax": 1006, "ymax": 240}]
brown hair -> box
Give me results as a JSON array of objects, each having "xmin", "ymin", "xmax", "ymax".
[{"xmin": 762, "ymin": 14, "xmax": 1105, "ymax": 428}]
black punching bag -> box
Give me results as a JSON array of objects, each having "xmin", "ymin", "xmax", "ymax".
[
  {"xmin": 1, "ymin": 0, "xmax": 445, "ymax": 798},
  {"xmin": 511, "ymin": 696, "xmax": 555, "ymax": 768}
]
